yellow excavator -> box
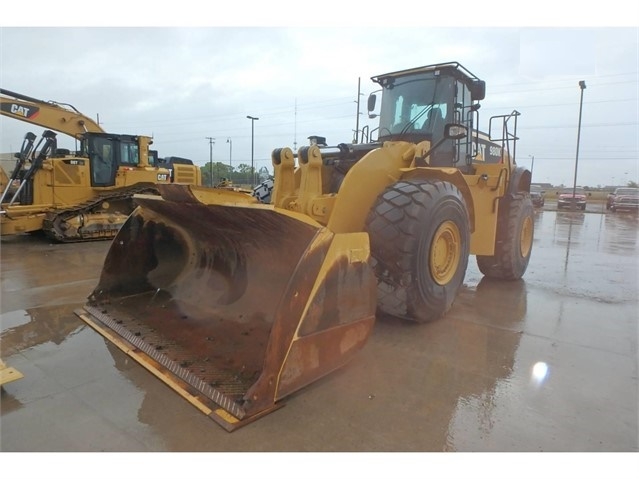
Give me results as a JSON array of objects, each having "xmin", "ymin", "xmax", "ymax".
[
  {"xmin": 0, "ymin": 88, "xmax": 201, "ymax": 241},
  {"xmin": 75, "ymin": 62, "xmax": 533, "ymax": 430}
]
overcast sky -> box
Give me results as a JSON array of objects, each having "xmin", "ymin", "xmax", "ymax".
[{"xmin": 1, "ymin": 4, "xmax": 637, "ymax": 188}]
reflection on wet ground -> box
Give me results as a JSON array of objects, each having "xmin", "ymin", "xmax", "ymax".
[
  {"xmin": 442, "ymin": 211, "xmax": 637, "ymax": 451},
  {"xmin": 0, "ymin": 211, "xmax": 637, "ymax": 452}
]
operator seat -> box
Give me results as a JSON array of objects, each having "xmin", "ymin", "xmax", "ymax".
[{"xmin": 425, "ymin": 107, "xmax": 444, "ymax": 134}]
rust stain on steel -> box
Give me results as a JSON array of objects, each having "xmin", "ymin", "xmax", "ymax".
[
  {"xmin": 277, "ymin": 318, "xmax": 375, "ymax": 400},
  {"xmin": 89, "ymin": 195, "xmax": 324, "ymax": 415},
  {"xmin": 87, "ymin": 190, "xmax": 377, "ymax": 422}
]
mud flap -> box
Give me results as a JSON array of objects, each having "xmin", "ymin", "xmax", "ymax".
[{"xmin": 76, "ymin": 184, "xmax": 377, "ymax": 431}]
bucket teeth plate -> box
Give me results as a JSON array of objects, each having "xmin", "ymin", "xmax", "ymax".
[{"xmin": 82, "ymin": 304, "xmax": 247, "ymax": 419}]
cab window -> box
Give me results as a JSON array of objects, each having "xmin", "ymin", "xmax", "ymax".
[{"xmin": 120, "ymin": 143, "xmax": 139, "ymax": 166}]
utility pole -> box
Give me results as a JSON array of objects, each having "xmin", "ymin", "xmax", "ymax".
[
  {"xmin": 353, "ymin": 77, "xmax": 361, "ymax": 144},
  {"xmin": 206, "ymin": 136, "xmax": 215, "ymax": 187},
  {"xmin": 571, "ymin": 81, "xmax": 586, "ymax": 210},
  {"xmin": 227, "ymin": 138, "xmax": 232, "ymax": 182},
  {"xmin": 246, "ymin": 116, "xmax": 259, "ymax": 186},
  {"xmin": 293, "ymin": 99, "xmax": 297, "ymax": 151},
  {"xmin": 528, "ymin": 154, "xmax": 534, "ymax": 179}
]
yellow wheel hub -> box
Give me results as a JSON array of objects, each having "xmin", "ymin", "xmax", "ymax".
[
  {"xmin": 430, "ymin": 220, "xmax": 461, "ymax": 285},
  {"xmin": 520, "ymin": 216, "xmax": 533, "ymax": 258}
]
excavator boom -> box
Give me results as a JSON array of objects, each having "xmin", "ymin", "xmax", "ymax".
[{"xmin": 1, "ymin": 88, "xmax": 104, "ymax": 139}]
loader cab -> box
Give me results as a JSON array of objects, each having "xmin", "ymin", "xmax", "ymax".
[{"xmin": 370, "ymin": 62, "xmax": 485, "ymax": 168}]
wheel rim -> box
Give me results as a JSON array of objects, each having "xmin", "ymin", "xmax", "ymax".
[
  {"xmin": 429, "ymin": 220, "xmax": 461, "ymax": 286},
  {"xmin": 520, "ymin": 215, "xmax": 533, "ymax": 258}
]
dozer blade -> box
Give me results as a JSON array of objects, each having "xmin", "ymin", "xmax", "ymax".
[{"xmin": 76, "ymin": 184, "xmax": 376, "ymax": 431}]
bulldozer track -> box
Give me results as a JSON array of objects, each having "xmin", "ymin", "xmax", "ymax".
[{"xmin": 43, "ymin": 183, "xmax": 159, "ymax": 243}]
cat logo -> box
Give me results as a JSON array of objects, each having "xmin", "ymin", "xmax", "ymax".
[
  {"xmin": 157, "ymin": 173, "xmax": 169, "ymax": 182},
  {"xmin": 9, "ymin": 104, "xmax": 38, "ymax": 118}
]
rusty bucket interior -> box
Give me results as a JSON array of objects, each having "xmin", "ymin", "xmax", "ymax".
[{"xmin": 77, "ymin": 184, "xmax": 377, "ymax": 431}]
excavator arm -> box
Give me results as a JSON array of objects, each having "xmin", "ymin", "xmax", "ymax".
[{"xmin": 0, "ymin": 88, "xmax": 104, "ymax": 139}]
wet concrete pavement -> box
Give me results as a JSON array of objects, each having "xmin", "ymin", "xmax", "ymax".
[{"xmin": 0, "ymin": 210, "xmax": 637, "ymax": 453}]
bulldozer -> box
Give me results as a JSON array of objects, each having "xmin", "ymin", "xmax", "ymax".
[
  {"xmin": 75, "ymin": 62, "xmax": 533, "ymax": 431},
  {"xmin": 0, "ymin": 88, "xmax": 201, "ymax": 242}
]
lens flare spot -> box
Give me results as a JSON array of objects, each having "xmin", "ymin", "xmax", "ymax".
[{"xmin": 532, "ymin": 361, "xmax": 549, "ymax": 384}]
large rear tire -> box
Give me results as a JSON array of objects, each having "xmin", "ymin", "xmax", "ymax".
[
  {"xmin": 366, "ymin": 179, "xmax": 470, "ymax": 323},
  {"xmin": 476, "ymin": 193, "xmax": 534, "ymax": 280}
]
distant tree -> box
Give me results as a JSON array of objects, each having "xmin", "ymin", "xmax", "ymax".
[
  {"xmin": 235, "ymin": 163, "xmax": 253, "ymax": 185},
  {"xmin": 235, "ymin": 163, "xmax": 252, "ymax": 174},
  {"xmin": 199, "ymin": 165, "xmax": 213, "ymax": 187},
  {"xmin": 628, "ymin": 180, "xmax": 638, "ymax": 188},
  {"xmin": 200, "ymin": 162, "xmax": 234, "ymax": 186}
]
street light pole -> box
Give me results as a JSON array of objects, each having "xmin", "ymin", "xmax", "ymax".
[
  {"xmin": 227, "ymin": 138, "xmax": 232, "ymax": 182},
  {"xmin": 247, "ymin": 115, "xmax": 259, "ymax": 187},
  {"xmin": 206, "ymin": 136, "xmax": 215, "ymax": 187},
  {"xmin": 528, "ymin": 154, "xmax": 534, "ymax": 180},
  {"xmin": 571, "ymin": 81, "xmax": 586, "ymax": 209}
]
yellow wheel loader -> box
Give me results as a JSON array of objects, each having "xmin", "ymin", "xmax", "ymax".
[
  {"xmin": 0, "ymin": 88, "xmax": 202, "ymax": 242},
  {"xmin": 75, "ymin": 62, "xmax": 533, "ymax": 430}
]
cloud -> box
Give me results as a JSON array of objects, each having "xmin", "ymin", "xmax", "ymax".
[
  {"xmin": 520, "ymin": 29, "xmax": 597, "ymax": 80},
  {"xmin": 1, "ymin": 26, "xmax": 637, "ymax": 186}
]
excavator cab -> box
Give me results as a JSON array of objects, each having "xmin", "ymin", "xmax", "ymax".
[{"xmin": 79, "ymin": 133, "xmax": 155, "ymax": 187}]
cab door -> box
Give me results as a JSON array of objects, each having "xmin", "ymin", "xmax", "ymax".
[{"xmin": 88, "ymin": 136, "xmax": 117, "ymax": 187}]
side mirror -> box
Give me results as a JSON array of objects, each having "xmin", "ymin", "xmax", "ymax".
[
  {"xmin": 470, "ymin": 80, "xmax": 486, "ymax": 101},
  {"xmin": 367, "ymin": 93, "xmax": 376, "ymax": 113}
]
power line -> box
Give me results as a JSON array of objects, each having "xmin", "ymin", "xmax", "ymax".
[
  {"xmin": 98, "ymin": 72, "xmax": 638, "ymax": 132},
  {"xmin": 520, "ymin": 121, "xmax": 638, "ymax": 130},
  {"xmin": 492, "ymin": 79, "xmax": 639, "ymax": 95},
  {"xmin": 526, "ymin": 156, "xmax": 638, "ymax": 161},
  {"xmin": 481, "ymin": 97, "xmax": 639, "ymax": 110}
]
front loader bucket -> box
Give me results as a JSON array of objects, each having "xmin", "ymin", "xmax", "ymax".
[{"xmin": 75, "ymin": 184, "xmax": 376, "ymax": 431}]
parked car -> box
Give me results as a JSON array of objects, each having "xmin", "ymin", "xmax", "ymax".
[
  {"xmin": 530, "ymin": 187, "xmax": 545, "ymax": 208},
  {"xmin": 609, "ymin": 187, "xmax": 639, "ymax": 212},
  {"xmin": 557, "ymin": 187, "xmax": 587, "ymax": 210},
  {"xmin": 606, "ymin": 188, "xmax": 639, "ymax": 210}
]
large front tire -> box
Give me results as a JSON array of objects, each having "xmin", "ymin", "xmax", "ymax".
[
  {"xmin": 477, "ymin": 193, "xmax": 534, "ymax": 280},
  {"xmin": 366, "ymin": 179, "xmax": 470, "ymax": 323}
]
